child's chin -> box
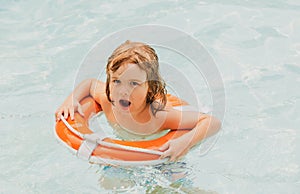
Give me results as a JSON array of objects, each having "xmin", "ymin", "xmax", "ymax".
[{"xmin": 118, "ymin": 105, "xmax": 130, "ymax": 112}]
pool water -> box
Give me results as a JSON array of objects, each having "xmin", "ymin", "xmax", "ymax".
[{"xmin": 1, "ymin": 0, "xmax": 299, "ymax": 193}]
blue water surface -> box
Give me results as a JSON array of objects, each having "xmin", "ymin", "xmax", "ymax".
[{"xmin": 1, "ymin": 0, "xmax": 299, "ymax": 193}]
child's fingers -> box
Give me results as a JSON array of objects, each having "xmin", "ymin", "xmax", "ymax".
[
  {"xmin": 55, "ymin": 108, "xmax": 64, "ymax": 121},
  {"xmin": 160, "ymin": 149, "xmax": 172, "ymax": 160},
  {"xmin": 55, "ymin": 110, "xmax": 61, "ymax": 121},
  {"xmin": 158, "ymin": 141, "xmax": 169, "ymax": 151},
  {"xmin": 56, "ymin": 104, "xmax": 82, "ymax": 121},
  {"xmin": 170, "ymin": 148, "xmax": 189, "ymax": 162},
  {"xmin": 70, "ymin": 107, "xmax": 75, "ymax": 120},
  {"xmin": 159, "ymin": 142, "xmax": 171, "ymax": 159},
  {"xmin": 63, "ymin": 108, "xmax": 69, "ymax": 119},
  {"xmin": 169, "ymin": 154, "xmax": 179, "ymax": 162}
]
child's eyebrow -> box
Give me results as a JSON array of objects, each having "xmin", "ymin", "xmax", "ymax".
[{"xmin": 130, "ymin": 79, "xmax": 146, "ymax": 82}]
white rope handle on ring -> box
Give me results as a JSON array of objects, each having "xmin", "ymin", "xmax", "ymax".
[{"xmin": 60, "ymin": 115, "xmax": 164, "ymax": 156}]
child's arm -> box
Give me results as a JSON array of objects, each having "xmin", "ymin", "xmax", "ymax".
[
  {"xmin": 159, "ymin": 111, "xmax": 221, "ymax": 161},
  {"xmin": 55, "ymin": 78, "xmax": 97, "ymax": 121}
]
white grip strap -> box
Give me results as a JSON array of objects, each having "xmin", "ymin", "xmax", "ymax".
[
  {"xmin": 60, "ymin": 115, "xmax": 164, "ymax": 159},
  {"xmin": 77, "ymin": 131, "xmax": 106, "ymax": 160}
]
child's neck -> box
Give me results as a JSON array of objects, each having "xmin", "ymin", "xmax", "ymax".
[{"xmin": 113, "ymin": 104, "xmax": 152, "ymax": 125}]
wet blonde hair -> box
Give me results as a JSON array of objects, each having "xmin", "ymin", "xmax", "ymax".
[{"xmin": 106, "ymin": 40, "xmax": 167, "ymax": 115}]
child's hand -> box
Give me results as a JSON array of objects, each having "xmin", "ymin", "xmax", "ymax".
[
  {"xmin": 55, "ymin": 99, "xmax": 84, "ymax": 121},
  {"xmin": 158, "ymin": 134, "xmax": 191, "ymax": 162}
]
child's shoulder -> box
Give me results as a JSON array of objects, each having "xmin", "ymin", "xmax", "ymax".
[
  {"xmin": 90, "ymin": 79, "xmax": 105, "ymax": 91},
  {"xmin": 90, "ymin": 79, "xmax": 106, "ymax": 101},
  {"xmin": 93, "ymin": 79, "xmax": 105, "ymax": 88}
]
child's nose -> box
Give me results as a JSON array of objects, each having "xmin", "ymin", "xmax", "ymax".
[{"xmin": 119, "ymin": 85, "xmax": 129, "ymax": 96}]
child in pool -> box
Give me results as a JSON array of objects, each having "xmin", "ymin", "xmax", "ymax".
[{"xmin": 55, "ymin": 40, "xmax": 221, "ymax": 161}]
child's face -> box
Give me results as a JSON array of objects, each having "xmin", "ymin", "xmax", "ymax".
[{"xmin": 109, "ymin": 63, "xmax": 148, "ymax": 113}]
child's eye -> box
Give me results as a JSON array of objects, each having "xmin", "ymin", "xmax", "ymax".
[
  {"xmin": 112, "ymin": 79, "xmax": 121, "ymax": 84},
  {"xmin": 130, "ymin": 81, "xmax": 140, "ymax": 87}
]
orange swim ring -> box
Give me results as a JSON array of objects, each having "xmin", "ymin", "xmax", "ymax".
[{"xmin": 55, "ymin": 94, "xmax": 193, "ymax": 166}]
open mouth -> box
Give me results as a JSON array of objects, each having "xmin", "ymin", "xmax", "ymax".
[{"xmin": 119, "ymin": 99, "xmax": 131, "ymax": 108}]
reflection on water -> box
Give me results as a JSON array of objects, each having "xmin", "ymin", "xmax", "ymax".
[{"xmin": 97, "ymin": 162, "xmax": 217, "ymax": 193}]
